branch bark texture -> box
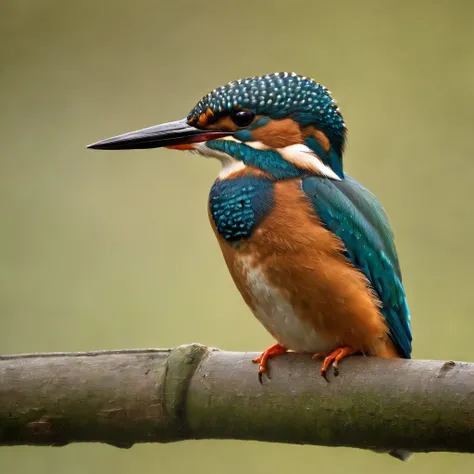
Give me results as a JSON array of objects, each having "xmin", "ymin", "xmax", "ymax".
[{"xmin": 0, "ymin": 345, "xmax": 473, "ymax": 454}]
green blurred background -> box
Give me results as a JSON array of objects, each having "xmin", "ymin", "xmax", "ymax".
[{"xmin": 1, "ymin": 0, "xmax": 474, "ymax": 472}]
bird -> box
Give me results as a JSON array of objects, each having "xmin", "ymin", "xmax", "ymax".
[{"xmin": 88, "ymin": 72, "xmax": 412, "ymax": 460}]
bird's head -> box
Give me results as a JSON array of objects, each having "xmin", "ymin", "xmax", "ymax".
[{"xmin": 89, "ymin": 72, "xmax": 346, "ymax": 180}]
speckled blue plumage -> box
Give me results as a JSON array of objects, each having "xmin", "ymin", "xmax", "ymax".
[
  {"xmin": 209, "ymin": 176, "xmax": 274, "ymax": 241},
  {"xmin": 189, "ymin": 72, "xmax": 346, "ymax": 157},
  {"xmin": 302, "ymin": 175, "xmax": 412, "ymax": 359}
]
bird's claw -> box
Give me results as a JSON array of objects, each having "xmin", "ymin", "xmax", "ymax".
[
  {"xmin": 253, "ymin": 343, "xmax": 287, "ymax": 383},
  {"xmin": 313, "ymin": 346, "xmax": 357, "ymax": 380}
]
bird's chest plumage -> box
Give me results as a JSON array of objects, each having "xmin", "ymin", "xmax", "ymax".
[
  {"xmin": 210, "ymin": 178, "xmax": 388, "ymax": 355},
  {"xmin": 235, "ymin": 254, "xmax": 335, "ymax": 353},
  {"xmin": 209, "ymin": 176, "xmax": 274, "ymax": 242},
  {"xmin": 209, "ymin": 176, "xmax": 339, "ymax": 353}
]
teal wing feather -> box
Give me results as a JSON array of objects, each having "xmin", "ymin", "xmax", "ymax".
[{"xmin": 302, "ymin": 175, "xmax": 412, "ymax": 358}]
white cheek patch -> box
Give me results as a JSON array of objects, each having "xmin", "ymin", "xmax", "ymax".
[
  {"xmin": 246, "ymin": 141, "xmax": 272, "ymax": 150},
  {"xmin": 192, "ymin": 139, "xmax": 340, "ymax": 181},
  {"xmin": 278, "ymin": 144, "xmax": 341, "ymax": 180},
  {"xmin": 240, "ymin": 141, "xmax": 340, "ymax": 180}
]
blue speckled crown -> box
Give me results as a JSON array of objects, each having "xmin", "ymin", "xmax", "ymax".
[{"xmin": 188, "ymin": 72, "xmax": 346, "ymax": 154}]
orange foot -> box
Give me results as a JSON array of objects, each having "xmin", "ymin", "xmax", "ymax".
[
  {"xmin": 312, "ymin": 346, "xmax": 358, "ymax": 380},
  {"xmin": 253, "ymin": 343, "xmax": 287, "ymax": 383}
]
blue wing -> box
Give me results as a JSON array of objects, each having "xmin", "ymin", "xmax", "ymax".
[{"xmin": 302, "ymin": 175, "xmax": 412, "ymax": 359}]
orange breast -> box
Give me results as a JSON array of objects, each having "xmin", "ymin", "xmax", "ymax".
[{"xmin": 209, "ymin": 177, "xmax": 399, "ymax": 357}]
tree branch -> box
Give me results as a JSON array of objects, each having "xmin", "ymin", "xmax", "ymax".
[{"xmin": 0, "ymin": 344, "xmax": 473, "ymax": 454}]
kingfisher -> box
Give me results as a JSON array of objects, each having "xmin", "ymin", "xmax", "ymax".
[{"xmin": 88, "ymin": 73, "xmax": 412, "ymax": 457}]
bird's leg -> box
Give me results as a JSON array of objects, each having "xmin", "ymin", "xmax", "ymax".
[
  {"xmin": 312, "ymin": 346, "xmax": 358, "ymax": 379},
  {"xmin": 253, "ymin": 343, "xmax": 287, "ymax": 383}
]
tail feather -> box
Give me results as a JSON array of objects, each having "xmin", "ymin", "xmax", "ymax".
[
  {"xmin": 389, "ymin": 449, "xmax": 413, "ymax": 461},
  {"xmin": 372, "ymin": 448, "xmax": 413, "ymax": 461}
]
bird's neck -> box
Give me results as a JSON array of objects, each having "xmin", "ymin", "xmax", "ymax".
[{"xmin": 205, "ymin": 138, "xmax": 343, "ymax": 181}]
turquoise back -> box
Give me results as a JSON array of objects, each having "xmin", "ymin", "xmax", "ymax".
[{"xmin": 302, "ymin": 175, "xmax": 412, "ymax": 358}]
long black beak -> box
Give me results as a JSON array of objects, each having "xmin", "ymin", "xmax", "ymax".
[{"xmin": 87, "ymin": 118, "xmax": 231, "ymax": 150}]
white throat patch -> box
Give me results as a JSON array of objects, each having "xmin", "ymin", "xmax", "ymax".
[{"xmin": 193, "ymin": 141, "xmax": 247, "ymax": 179}]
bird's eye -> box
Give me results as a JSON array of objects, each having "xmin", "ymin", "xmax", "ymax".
[{"xmin": 231, "ymin": 109, "xmax": 255, "ymax": 127}]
